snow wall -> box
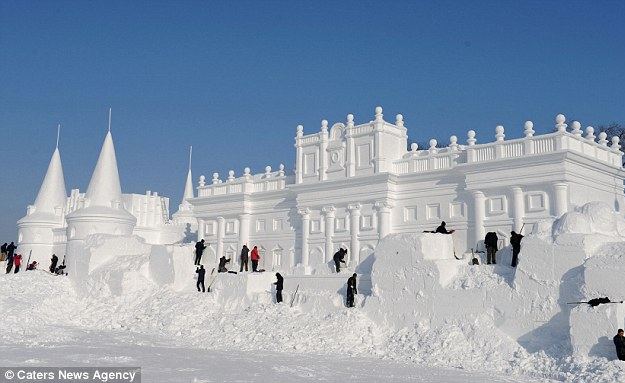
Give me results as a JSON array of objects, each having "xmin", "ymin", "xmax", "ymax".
[{"xmin": 63, "ymin": 201, "xmax": 625, "ymax": 359}]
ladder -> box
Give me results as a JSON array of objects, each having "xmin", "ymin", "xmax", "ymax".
[{"xmin": 160, "ymin": 198, "xmax": 170, "ymax": 224}]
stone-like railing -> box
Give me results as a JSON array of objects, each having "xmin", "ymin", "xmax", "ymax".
[
  {"xmin": 391, "ymin": 116, "xmax": 623, "ymax": 175},
  {"xmin": 197, "ymin": 165, "xmax": 291, "ymax": 198}
]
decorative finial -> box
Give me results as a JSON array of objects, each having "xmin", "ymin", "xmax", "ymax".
[
  {"xmin": 297, "ymin": 125, "xmax": 304, "ymax": 136},
  {"xmin": 279, "ymin": 164, "xmax": 285, "ymax": 176},
  {"xmin": 212, "ymin": 173, "xmax": 220, "ymax": 184},
  {"xmin": 555, "ymin": 114, "xmax": 567, "ymax": 132},
  {"xmin": 524, "ymin": 121, "xmax": 534, "ymax": 137},
  {"xmin": 265, "ymin": 165, "xmax": 272, "ymax": 177},
  {"xmin": 411, "ymin": 143, "xmax": 418, "ymax": 152},
  {"xmin": 347, "ymin": 114, "xmax": 354, "ymax": 124},
  {"xmin": 598, "ymin": 132, "xmax": 608, "ymax": 146},
  {"xmin": 429, "ymin": 139, "xmax": 438, "ymax": 154},
  {"xmin": 571, "ymin": 121, "xmax": 582, "ymax": 136},
  {"xmin": 467, "ymin": 130, "xmax": 477, "ymax": 146},
  {"xmin": 228, "ymin": 170, "xmax": 235, "ymax": 181},
  {"xmin": 56, "ymin": 124, "xmax": 61, "ymax": 149},
  {"xmin": 244, "ymin": 167, "xmax": 251, "ymax": 178},
  {"xmin": 108, "ymin": 108, "xmax": 112, "ymax": 133},
  {"xmin": 495, "ymin": 125, "xmax": 505, "ymax": 142},
  {"xmin": 395, "ymin": 114, "xmax": 404, "ymax": 127},
  {"xmin": 375, "ymin": 106, "xmax": 383, "ymax": 122},
  {"xmin": 449, "ymin": 135, "xmax": 458, "ymax": 151},
  {"xmin": 321, "ymin": 120, "xmax": 328, "ymax": 133},
  {"xmin": 199, "ymin": 175, "xmax": 206, "ymax": 187},
  {"xmin": 611, "ymin": 136, "xmax": 621, "ymax": 151},
  {"xmin": 585, "ymin": 126, "xmax": 595, "ymax": 141}
]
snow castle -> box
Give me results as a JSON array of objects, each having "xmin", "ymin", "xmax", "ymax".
[{"xmin": 18, "ymin": 107, "xmax": 625, "ymax": 272}]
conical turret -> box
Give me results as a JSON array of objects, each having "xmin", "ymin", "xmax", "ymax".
[
  {"xmin": 65, "ymin": 125, "xmax": 136, "ymax": 240},
  {"xmin": 17, "ymin": 129, "xmax": 68, "ymax": 265},
  {"xmin": 172, "ymin": 146, "xmax": 198, "ymax": 238}
]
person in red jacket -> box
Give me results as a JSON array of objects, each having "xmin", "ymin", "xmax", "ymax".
[
  {"xmin": 250, "ymin": 246, "xmax": 260, "ymax": 272},
  {"xmin": 13, "ymin": 253, "xmax": 22, "ymax": 273}
]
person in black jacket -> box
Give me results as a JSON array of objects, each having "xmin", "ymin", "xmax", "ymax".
[
  {"xmin": 218, "ymin": 256, "xmax": 231, "ymax": 273},
  {"xmin": 510, "ymin": 231, "xmax": 524, "ymax": 267},
  {"xmin": 239, "ymin": 245, "xmax": 249, "ymax": 272},
  {"xmin": 333, "ymin": 248, "xmax": 346, "ymax": 273},
  {"xmin": 5, "ymin": 242, "xmax": 16, "ymax": 274},
  {"xmin": 196, "ymin": 265, "xmax": 206, "ymax": 292},
  {"xmin": 484, "ymin": 232, "xmax": 498, "ymax": 265},
  {"xmin": 1, "ymin": 243, "xmax": 7, "ymax": 262},
  {"xmin": 273, "ymin": 273, "xmax": 284, "ymax": 303},
  {"xmin": 195, "ymin": 239, "xmax": 207, "ymax": 265},
  {"xmin": 435, "ymin": 221, "xmax": 455, "ymax": 234},
  {"xmin": 346, "ymin": 273, "xmax": 358, "ymax": 307},
  {"xmin": 614, "ymin": 329, "xmax": 625, "ymax": 361},
  {"xmin": 50, "ymin": 254, "xmax": 59, "ymax": 274}
]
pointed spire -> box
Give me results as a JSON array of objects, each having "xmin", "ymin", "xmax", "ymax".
[
  {"xmin": 84, "ymin": 130, "xmax": 123, "ymax": 208},
  {"xmin": 32, "ymin": 146, "xmax": 67, "ymax": 215},
  {"xmin": 182, "ymin": 146, "xmax": 194, "ymax": 203}
]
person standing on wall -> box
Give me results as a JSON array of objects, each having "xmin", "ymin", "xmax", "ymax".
[
  {"xmin": 273, "ymin": 272, "xmax": 284, "ymax": 303},
  {"xmin": 333, "ymin": 248, "xmax": 346, "ymax": 273},
  {"xmin": 250, "ymin": 246, "xmax": 260, "ymax": 272},
  {"xmin": 196, "ymin": 265, "xmax": 206, "ymax": 292},
  {"xmin": 614, "ymin": 329, "xmax": 625, "ymax": 361},
  {"xmin": 346, "ymin": 273, "xmax": 358, "ymax": 307},
  {"xmin": 435, "ymin": 221, "xmax": 455, "ymax": 234},
  {"xmin": 510, "ymin": 231, "xmax": 524, "ymax": 267},
  {"xmin": 195, "ymin": 239, "xmax": 206, "ymax": 265},
  {"xmin": 484, "ymin": 232, "xmax": 498, "ymax": 265},
  {"xmin": 240, "ymin": 245, "xmax": 249, "ymax": 272},
  {"xmin": 5, "ymin": 242, "xmax": 16, "ymax": 273}
]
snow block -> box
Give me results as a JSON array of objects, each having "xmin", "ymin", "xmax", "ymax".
[{"xmin": 570, "ymin": 303, "xmax": 625, "ymax": 359}]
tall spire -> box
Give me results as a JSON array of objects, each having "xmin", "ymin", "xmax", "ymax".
[
  {"xmin": 31, "ymin": 137, "xmax": 67, "ymax": 216},
  {"xmin": 84, "ymin": 123, "xmax": 123, "ymax": 208},
  {"xmin": 182, "ymin": 145, "xmax": 194, "ymax": 203}
]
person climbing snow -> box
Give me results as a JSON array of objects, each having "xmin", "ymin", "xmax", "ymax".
[
  {"xmin": 614, "ymin": 329, "xmax": 625, "ymax": 361},
  {"xmin": 218, "ymin": 256, "xmax": 231, "ymax": 273},
  {"xmin": 333, "ymin": 248, "xmax": 346, "ymax": 273},
  {"xmin": 346, "ymin": 273, "xmax": 358, "ymax": 307},
  {"xmin": 196, "ymin": 265, "xmax": 206, "ymax": 292},
  {"xmin": 510, "ymin": 231, "xmax": 524, "ymax": 267},
  {"xmin": 435, "ymin": 221, "xmax": 454, "ymax": 234},
  {"xmin": 250, "ymin": 246, "xmax": 260, "ymax": 272},
  {"xmin": 50, "ymin": 254, "xmax": 59, "ymax": 274},
  {"xmin": 195, "ymin": 239, "xmax": 206, "ymax": 265},
  {"xmin": 484, "ymin": 232, "xmax": 498, "ymax": 265},
  {"xmin": 26, "ymin": 261, "xmax": 38, "ymax": 271},
  {"xmin": 240, "ymin": 245, "xmax": 249, "ymax": 272},
  {"xmin": 273, "ymin": 272, "xmax": 284, "ymax": 303}
]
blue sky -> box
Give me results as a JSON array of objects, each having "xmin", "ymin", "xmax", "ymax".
[{"xmin": 1, "ymin": 0, "xmax": 624, "ymax": 242}]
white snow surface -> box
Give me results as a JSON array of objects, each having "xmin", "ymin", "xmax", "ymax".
[{"xmin": 3, "ymin": 202, "xmax": 625, "ymax": 382}]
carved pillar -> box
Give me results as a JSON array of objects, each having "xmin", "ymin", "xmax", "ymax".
[
  {"xmin": 322, "ymin": 206, "xmax": 336, "ymax": 262},
  {"xmin": 295, "ymin": 125, "xmax": 304, "ymax": 184},
  {"xmin": 216, "ymin": 216, "xmax": 225, "ymax": 259},
  {"xmin": 348, "ymin": 203, "xmax": 361, "ymax": 266},
  {"xmin": 375, "ymin": 201, "xmax": 393, "ymax": 239},
  {"xmin": 346, "ymin": 114, "xmax": 355, "ymax": 177},
  {"xmin": 320, "ymin": 121, "xmax": 328, "ymax": 181},
  {"xmin": 472, "ymin": 191, "xmax": 486, "ymax": 250},
  {"xmin": 553, "ymin": 182, "xmax": 569, "ymax": 217},
  {"xmin": 298, "ymin": 208, "xmax": 310, "ymax": 267},
  {"xmin": 197, "ymin": 219, "xmax": 205, "ymax": 240},
  {"xmin": 511, "ymin": 187, "xmax": 524, "ymax": 232},
  {"xmin": 238, "ymin": 213, "xmax": 250, "ymax": 248}
]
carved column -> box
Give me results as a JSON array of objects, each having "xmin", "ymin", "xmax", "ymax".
[
  {"xmin": 472, "ymin": 191, "xmax": 486, "ymax": 250},
  {"xmin": 322, "ymin": 206, "xmax": 336, "ymax": 262},
  {"xmin": 298, "ymin": 208, "xmax": 311, "ymax": 267},
  {"xmin": 197, "ymin": 219, "xmax": 205, "ymax": 240},
  {"xmin": 553, "ymin": 182, "xmax": 569, "ymax": 217},
  {"xmin": 375, "ymin": 201, "xmax": 393, "ymax": 239},
  {"xmin": 511, "ymin": 187, "xmax": 524, "ymax": 232},
  {"xmin": 348, "ymin": 203, "xmax": 361, "ymax": 266},
  {"xmin": 216, "ymin": 216, "xmax": 225, "ymax": 259}
]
